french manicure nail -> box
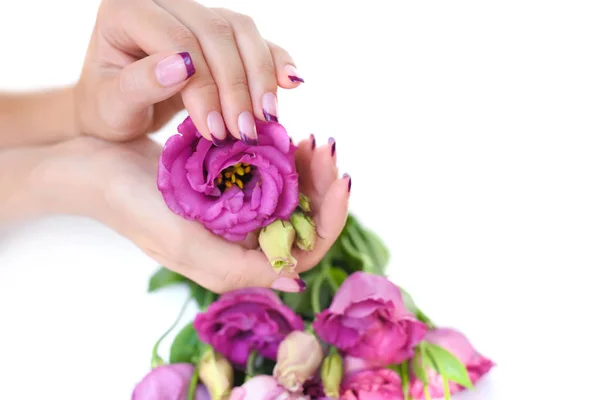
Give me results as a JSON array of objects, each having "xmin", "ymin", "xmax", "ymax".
[
  {"xmin": 271, "ymin": 277, "xmax": 306, "ymax": 293},
  {"xmin": 310, "ymin": 134, "xmax": 316, "ymax": 150},
  {"xmin": 343, "ymin": 173, "xmax": 352, "ymax": 193},
  {"xmin": 155, "ymin": 52, "xmax": 195, "ymax": 87},
  {"xmin": 238, "ymin": 111, "xmax": 258, "ymax": 145},
  {"xmin": 262, "ymin": 92, "xmax": 279, "ymax": 122},
  {"xmin": 284, "ymin": 65, "xmax": 304, "ymax": 83},
  {"xmin": 207, "ymin": 111, "xmax": 227, "ymax": 146},
  {"xmin": 328, "ymin": 137, "xmax": 336, "ymax": 157}
]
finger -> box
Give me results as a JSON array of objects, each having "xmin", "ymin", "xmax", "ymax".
[
  {"xmin": 99, "ymin": 52, "xmax": 195, "ymax": 136},
  {"xmin": 156, "ymin": 0, "xmax": 256, "ymax": 143},
  {"xmin": 267, "ymin": 41, "xmax": 305, "ymax": 88},
  {"xmin": 309, "ymin": 137, "xmax": 339, "ymax": 211},
  {"xmin": 295, "ymin": 176, "xmax": 351, "ymax": 272},
  {"xmin": 295, "ymin": 134, "xmax": 317, "ymax": 195},
  {"xmin": 214, "ymin": 8, "xmax": 279, "ymax": 123},
  {"xmin": 121, "ymin": 2, "xmax": 225, "ymax": 143}
]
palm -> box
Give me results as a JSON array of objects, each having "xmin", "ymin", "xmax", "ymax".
[{"xmin": 93, "ymin": 136, "xmax": 348, "ymax": 292}]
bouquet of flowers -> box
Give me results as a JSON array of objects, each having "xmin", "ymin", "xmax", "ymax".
[{"xmin": 132, "ymin": 117, "xmax": 494, "ymax": 399}]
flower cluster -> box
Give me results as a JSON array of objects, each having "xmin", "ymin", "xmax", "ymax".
[
  {"xmin": 137, "ymin": 117, "xmax": 494, "ymax": 399},
  {"xmin": 136, "ymin": 216, "xmax": 494, "ymax": 400}
]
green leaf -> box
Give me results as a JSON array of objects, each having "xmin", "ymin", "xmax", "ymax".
[
  {"xmin": 400, "ymin": 361, "xmax": 412, "ymax": 400},
  {"xmin": 327, "ymin": 266, "xmax": 348, "ymax": 291},
  {"xmin": 189, "ymin": 283, "xmax": 216, "ymax": 310},
  {"xmin": 148, "ymin": 267, "xmax": 187, "ymax": 292},
  {"xmin": 169, "ymin": 322, "xmax": 208, "ymax": 364},
  {"xmin": 281, "ymin": 268, "xmax": 320, "ymax": 316},
  {"xmin": 423, "ymin": 342, "xmax": 474, "ymax": 389},
  {"xmin": 399, "ymin": 287, "xmax": 419, "ymax": 315},
  {"xmin": 363, "ymin": 229, "xmax": 390, "ymax": 272}
]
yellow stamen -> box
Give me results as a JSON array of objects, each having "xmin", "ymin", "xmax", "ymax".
[
  {"xmin": 235, "ymin": 166, "xmax": 245, "ymax": 176},
  {"xmin": 244, "ymin": 166, "xmax": 251, "ymax": 173},
  {"xmin": 235, "ymin": 180, "xmax": 244, "ymax": 189},
  {"xmin": 216, "ymin": 177, "xmax": 223, "ymax": 184},
  {"xmin": 225, "ymin": 181, "xmax": 232, "ymax": 188},
  {"xmin": 231, "ymin": 175, "xmax": 236, "ymax": 183},
  {"xmin": 224, "ymin": 171, "xmax": 232, "ymax": 178}
]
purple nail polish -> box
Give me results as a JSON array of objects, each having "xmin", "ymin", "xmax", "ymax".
[
  {"xmin": 177, "ymin": 52, "xmax": 196, "ymax": 79},
  {"xmin": 329, "ymin": 137, "xmax": 336, "ymax": 157},
  {"xmin": 211, "ymin": 134, "xmax": 227, "ymax": 147},
  {"xmin": 310, "ymin": 134, "xmax": 316, "ymax": 150},
  {"xmin": 288, "ymin": 75, "xmax": 305, "ymax": 83},
  {"xmin": 241, "ymin": 132, "xmax": 258, "ymax": 146},
  {"xmin": 295, "ymin": 279, "xmax": 307, "ymax": 292},
  {"xmin": 263, "ymin": 111, "xmax": 279, "ymax": 122},
  {"xmin": 343, "ymin": 173, "xmax": 352, "ymax": 193}
]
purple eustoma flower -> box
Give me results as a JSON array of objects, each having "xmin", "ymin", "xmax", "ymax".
[
  {"xmin": 194, "ymin": 288, "xmax": 304, "ymax": 366},
  {"xmin": 313, "ymin": 272, "xmax": 427, "ymax": 366},
  {"xmin": 158, "ymin": 116, "xmax": 299, "ymax": 241},
  {"xmin": 131, "ymin": 363, "xmax": 209, "ymax": 400}
]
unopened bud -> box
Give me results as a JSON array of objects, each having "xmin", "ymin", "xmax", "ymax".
[
  {"xmin": 273, "ymin": 331, "xmax": 324, "ymax": 393},
  {"xmin": 290, "ymin": 211, "xmax": 316, "ymax": 251},
  {"xmin": 258, "ymin": 220, "xmax": 297, "ymax": 273},
  {"xmin": 298, "ymin": 193, "xmax": 311, "ymax": 213},
  {"xmin": 321, "ymin": 350, "xmax": 343, "ymax": 398},
  {"xmin": 198, "ymin": 348, "xmax": 234, "ymax": 400}
]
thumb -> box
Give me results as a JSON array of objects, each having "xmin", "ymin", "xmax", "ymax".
[{"xmin": 100, "ymin": 51, "xmax": 195, "ymax": 134}]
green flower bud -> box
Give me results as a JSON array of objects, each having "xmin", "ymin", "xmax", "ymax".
[
  {"xmin": 198, "ymin": 348, "xmax": 234, "ymax": 400},
  {"xmin": 321, "ymin": 350, "xmax": 343, "ymax": 398},
  {"xmin": 298, "ymin": 193, "xmax": 312, "ymax": 213},
  {"xmin": 258, "ymin": 220, "xmax": 297, "ymax": 273},
  {"xmin": 290, "ymin": 211, "xmax": 316, "ymax": 251}
]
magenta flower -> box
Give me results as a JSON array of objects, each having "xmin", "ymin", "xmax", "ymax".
[
  {"xmin": 194, "ymin": 288, "xmax": 304, "ymax": 365},
  {"xmin": 157, "ymin": 116, "xmax": 299, "ymax": 241},
  {"xmin": 409, "ymin": 328, "xmax": 495, "ymax": 399},
  {"xmin": 131, "ymin": 363, "xmax": 210, "ymax": 400},
  {"xmin": 229, "ymin": 375, "xmax": 310, "ymax": 400},
  {"xmin": 313, "ymin": 272, "xmax": 427, "ymax": 365},
  {"xmin": 340, "ymin": 368, "xmax": 403, "ymax": 400}
]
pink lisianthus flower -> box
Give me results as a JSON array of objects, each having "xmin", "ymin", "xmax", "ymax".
[
  {"xmin": 340, "ymin": 368, "xmax": 403, "ymax": 400},
  {"xmin": 409, "ymin": 328, "xmax": 495, "ymax": 399},
  {"xmin": 229, "ymin": 375, "xmax": 309, "ymax": 400},
  {"xmin": 313, "ymin": 272, "xmax": 427, "ymax": 365},
  {"xmin": 157, "ymin": 116, "xmax": 299, "ymax": 241},
  {"xmin": 131, "ymin": 363, "xmax": 209, "ymax": 400}
]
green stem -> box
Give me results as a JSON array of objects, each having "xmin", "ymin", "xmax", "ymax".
[
  {"xmin": 151, "ymin": 295, "xmax": 192, "ymax": 368},
  {"xmin": 245, "ymin": 350, "xmax": 258, "ymax": 381},
  {"xmin": 186, "ymin": 364, "xmax": 200, "ymax": 400},
  {"xmin": 424, "ymin": 385, "xmax": 433, "ymax": 400},
  {"xmin": 400, "ymin": 361, "xmax": 411, "ymax": 400},
  {"xmin": 443, "ymin": 376, "xmax": 451, "ymax": 400},
  {"xmin": 416, "ymin": 309, "xmax": 436, "ymax": 330},
  {"xmin": 311, "ymin": 270, "xmax": 327, "ymax": 315}
]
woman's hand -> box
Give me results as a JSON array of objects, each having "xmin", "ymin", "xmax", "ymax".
[
  {"xmin": 31, "ymin": 135, "xmax": 349, "ymax": 294},
  {"xmin": 76, "ymin": 0, "xmax": 302, "ymax": 144}
]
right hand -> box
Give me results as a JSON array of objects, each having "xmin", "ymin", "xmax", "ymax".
[{"xmin": 75, "ymin": 0, "xmax": 303, "ymax": 144}]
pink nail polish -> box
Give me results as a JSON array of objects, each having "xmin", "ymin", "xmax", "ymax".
[
  {"xmin": 262, "ymin": 92, "xmax": 279, "ymax": 122},
  {"xmin": 207, "ymin": 111, "xmax": 227, "ymax": 145},
  {"xmin": 238, "ymin": 111, "xmax": 258, "ymax": 145},
  {"xmin": 284, "ymin": 65, "xmax": 304, "ymax": 83},
  {"xmin": 155, "ymin": 52, "xmax": 195, "ymax": 87},
  {"xmin": 271, "ymin": 277, "xmax": 306, "ymax": 293}
]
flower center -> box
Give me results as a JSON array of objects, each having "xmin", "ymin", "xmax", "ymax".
[{"xmin": 215, "ymin": 162, "xmax": 254, "ymax": 191}]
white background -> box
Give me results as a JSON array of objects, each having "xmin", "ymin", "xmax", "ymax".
[{"xmin": 1, "ymin": 0, "xmax": 599, "ymax": 399}]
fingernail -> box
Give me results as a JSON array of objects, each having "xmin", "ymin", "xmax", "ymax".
[
  {"xmin": 328, "ymin": 137, "xmax": 336, "ymax": 157},
  {"xmin": 207, "ymin": 111, "xmax": 227, "ymax": 145},
  {"xmin": 310, "ymin": 134, "xmax": 316, "ymax": 150},
  {"xmin": 343, "ymin": 173, "xmax": 352, "ymax": 193},
  {"xmin": 238, "ymin": 111, "xmax": 258, "ymax": 145},
  {"xmin": 155, "ymin": 52, "xmax": 195, "ymax": 87},
  {"xmin": 284, "ymin": 65, "xmax": 304, "ymax": 83},
  {"xmin": 262, "ymin": 92, "xmax": 278, "ymax": 122},
  {"xmin": 271, "ymin": 277, "xmax": 306, "ymax": 293}
]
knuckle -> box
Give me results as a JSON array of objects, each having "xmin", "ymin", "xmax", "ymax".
[
  {"xmin": 252, "ymin": 60, "xmax": 276, "ymax": 78},
  {"xmin": 234, "ymin": 13, "xmax": 256, "ymax": 30},
  {"xmin": 187, "ymin": 78, "xmax": 219, "ymax": 96},
  {"xmin": 222, "ymin": 269, "xmax": 250, "ymax": 290},
  {"xmin": 204, "ymin": 16, "xmax": 233, "ymax": 39},
  {"xmin": 166, "ymin": 24, "xmax": 198, "ymax": 49},
  {"xmin": 227, "ymin": 77, "xmax": 250, "ymax": 94}
]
